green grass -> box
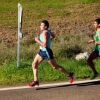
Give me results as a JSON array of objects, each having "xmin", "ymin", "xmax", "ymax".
[
  {"xmin": 0, "ymin": 0, "xmax": 100, "ymax": 27},
  {"xmin": 0, "ymin": 58, "xmax": 100, "ymax": 85}
]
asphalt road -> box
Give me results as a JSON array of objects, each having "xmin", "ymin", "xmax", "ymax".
[{"xmin": 0, "ymin": 80, "xmax": 100, "ymax": 100}]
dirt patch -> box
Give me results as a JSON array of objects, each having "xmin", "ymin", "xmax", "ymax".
[{"xmin": 0, "ymin": 3, "xmax": 100, "ymax": 47}]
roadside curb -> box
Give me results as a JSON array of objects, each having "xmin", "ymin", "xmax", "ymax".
[
  {"xmin": 36, "ymin": 78, "xmax": 100, "ymax": 89},
  {"xmin": 0, "ymin": 79, "xmax": 100, "ymax": 91}
]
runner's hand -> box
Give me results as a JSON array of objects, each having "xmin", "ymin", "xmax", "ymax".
[
  {"xmin": 35, "ymin": 36, "xmax": 39, "ymax": 42},
  {"xmin": 87, "ymin": 40, "xmax": 95, "ymax": 44}
]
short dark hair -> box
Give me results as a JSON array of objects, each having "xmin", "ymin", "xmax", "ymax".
[
  {"xmin": 41, "ymin": 20, "xmax": 49, "ymax": 29},
  {"xmin": 95, "ymin": 18, "xmax": 100, "ymax": 24}
]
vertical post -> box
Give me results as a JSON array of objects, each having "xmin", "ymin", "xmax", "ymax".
[{"xmin": 17, "ymin": 3, "xmax": 22, "ymax": 67}]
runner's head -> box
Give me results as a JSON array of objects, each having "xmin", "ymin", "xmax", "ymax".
[
  {"xmin": 94, "ymin": 18, "xmax": 100, "ymax": 28},
  {"xmin": 40, "ymin": 20, "xmax": 49, "ymax": 30},
  {"xmin": 95, "ymin": 18, "xmax": 100, "ymax": 24}
]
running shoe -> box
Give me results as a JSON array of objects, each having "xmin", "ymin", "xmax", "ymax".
[
  {"xmin": 90, "ymin": 73, "xmax": 99, "ymax": 79},
  {"xmin": 68, "ymin": 73, "xmax": 74, "ymax": 84},
  {"xmin": 28, "ymin": 81, "xmax": 39, "ymax": 87}
]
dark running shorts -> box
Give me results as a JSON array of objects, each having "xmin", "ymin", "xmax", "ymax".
[
  {"xmin": 38, "ymin": 48, "xmax": 54, "ymax": 60},
  {"xmin": 91, "ymin": 50, "xmax": 100, "ymax": 56}
]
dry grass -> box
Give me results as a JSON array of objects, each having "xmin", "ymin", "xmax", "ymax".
[{"xmin": 0, "ymin": 1, "xmax": 100, "ymax": 64}]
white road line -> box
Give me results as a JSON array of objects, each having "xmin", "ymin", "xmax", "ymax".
[
  {"xmin": 0, "ymin": 79, "xmax": 100, "ymax": 91},
  {"xmin": 0, "ymin": 86, "xmax": 30, "ymax": 91}
]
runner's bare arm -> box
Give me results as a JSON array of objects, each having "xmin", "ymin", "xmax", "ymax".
[
  {"xmin": 50, "ymin": 32, "xmax": 55, "ymax": 39},
  {"xmin": 87, "ymin": 39, "xmax": 95, "ymax": 43}
]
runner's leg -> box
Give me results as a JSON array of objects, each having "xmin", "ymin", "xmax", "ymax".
[
  {"xmin": 87, "ymin": 53, "xmax": 98, "ymax": 74},
  {"xmin": 47, "ymin": 58, "xmax": 70, "ymax": 75},
  {"xmin": 48, "ymin": 58, "xmax": 74, "ymax": 83},
  {"xmin": 32, "ymin": 54, "xmax": 44, "ymax": 81}
]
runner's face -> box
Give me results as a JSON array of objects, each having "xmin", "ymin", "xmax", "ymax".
[
  {"xmin": 40, "ymin": 23, "xmax": 47, "ymax": 31},
  {"xmin": 93, "ymin": 21, "xmax": 99, "ymax": 29}
]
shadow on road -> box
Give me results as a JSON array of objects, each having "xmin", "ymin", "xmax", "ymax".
[
  {"xmin": 36, "ymin": 80, "xmax": 100, "ymax": 90},
  {"xmin": 77, "ymin": 80, "xmax": 100, "ymax": 87}
]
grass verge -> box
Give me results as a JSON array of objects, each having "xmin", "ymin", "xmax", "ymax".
[{"xmin": 0, "ymin": 58, "xmax": 100, "ymax": 86}]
